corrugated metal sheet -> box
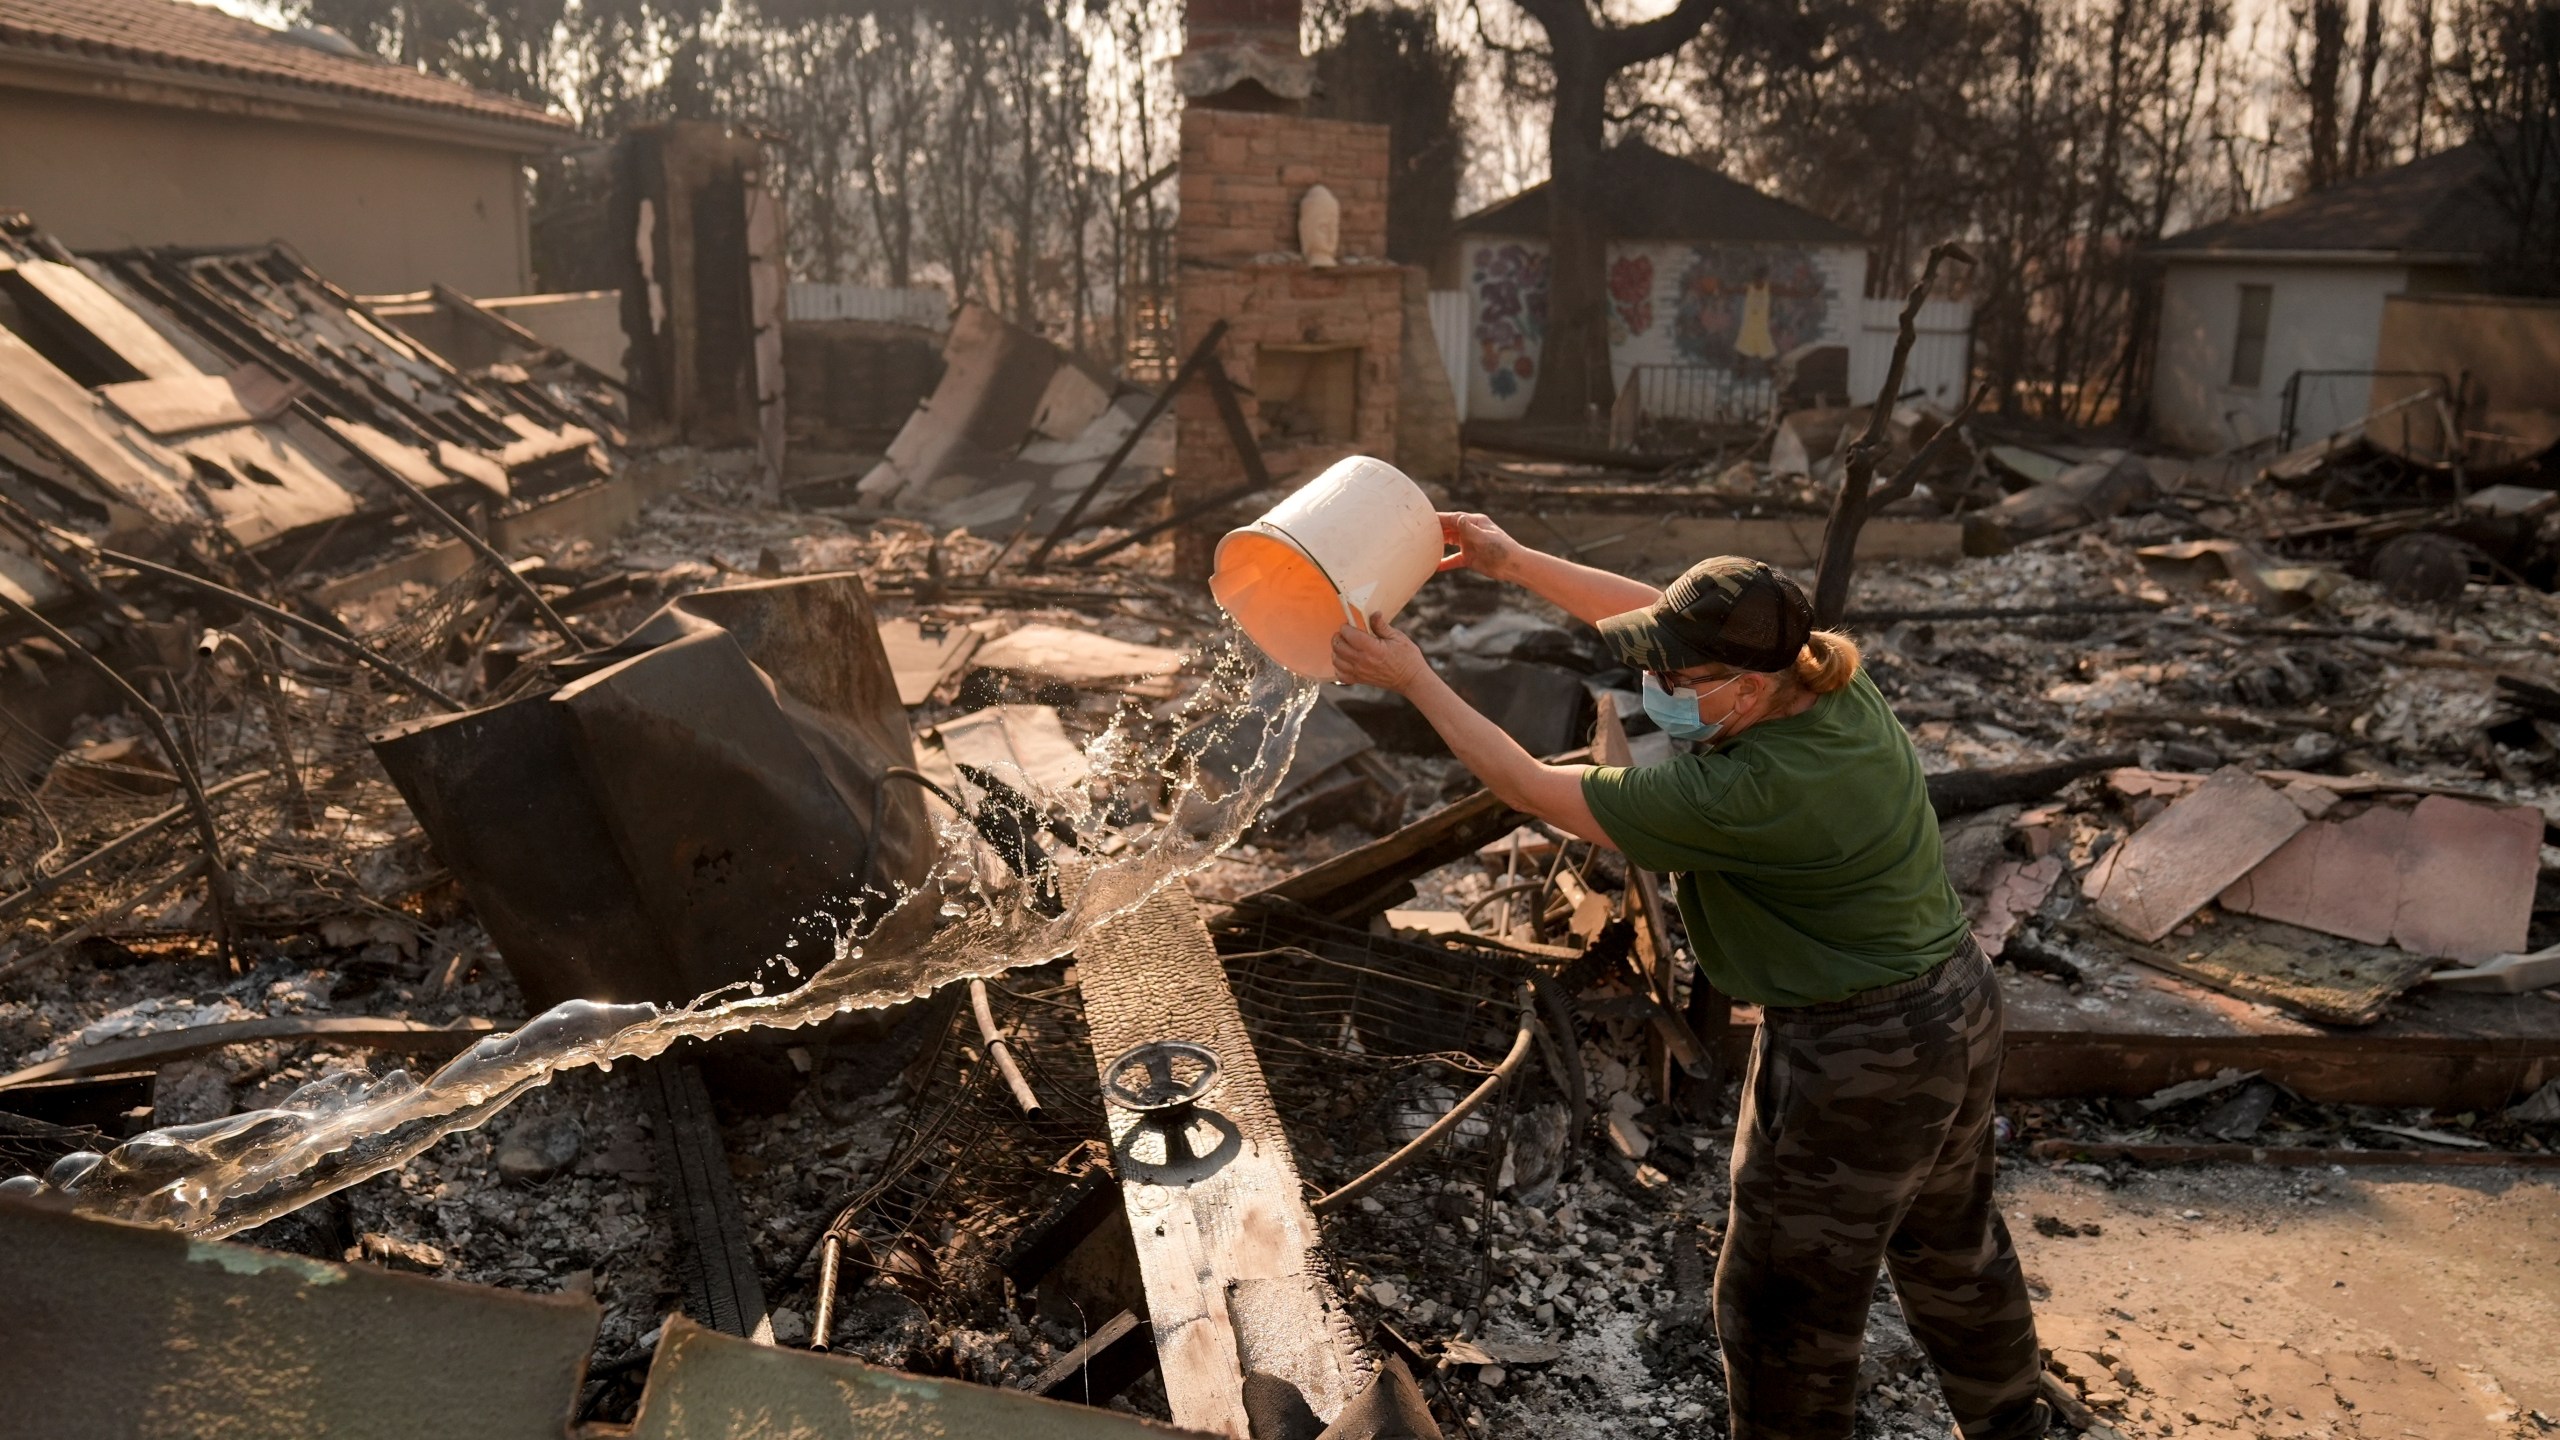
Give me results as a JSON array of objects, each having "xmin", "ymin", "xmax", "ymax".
[
  {"xmin": 1849, "ymin": 296, "xmax": 1974, "ymax": 408},
  {"xmin": 786, "ymin": 282, "xmax": 950, "ymax": 329}
]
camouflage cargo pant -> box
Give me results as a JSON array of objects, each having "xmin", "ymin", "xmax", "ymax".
[{"xmin": 1716, "ymin": 937, "xmax": 2047, "ymax": 1440}]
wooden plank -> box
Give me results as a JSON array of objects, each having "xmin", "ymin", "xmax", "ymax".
[
  {"xmin": 1073, "ymin": 884, "xmax": 1360, "ymax": 1437},
  {"xmin": 642, "ymin": 1061, "xmax": 769, "ymax": 1338},
  {"xmin": 10, "ymin": 258, "xmax": 200, "ymax": 379},
  {"xmin": 1246, "ymin": 787, "xmax": 1526, "ymax": 921}
]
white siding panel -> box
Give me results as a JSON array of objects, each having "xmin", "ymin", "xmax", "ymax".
[
  {"xmin": 1428, "ymin": 288, "xmax": 1472, "ymax": 424},
  {"xmin": 1848, "ymin": 297, "xmax": 1974, "ymax": 409},
  {"xmin": 2149, "ymin": 262, "xmax": 2407, "ymax": 453}
]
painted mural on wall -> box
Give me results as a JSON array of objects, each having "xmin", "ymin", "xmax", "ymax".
[
  {"xmin": 1463, "ymin": 237, "xmax": 1859, "ymax": 421},
  {"xmin": 1470, "ymin": 243, "xmax": 1549, "ymax": 402},
  {"xmin": 1670, "ymin": 248, "xmax": 1828, "ymax": 370},
  {"xmin": 1608, "ymin": 254, "xmax": 1654, "ymax": 342}
]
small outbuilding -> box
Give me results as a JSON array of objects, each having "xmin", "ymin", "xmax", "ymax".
[
  {"xmin": 2148, "ymin": 143, "xmax": 2507, "ymax": 454},
  {"xmin": 1443, "ymin": 141, "xmax": 1876, "ymax": 425},
  {"xmin": 0, "ymin": 0, "xmax": 576, "ymax": 296}
]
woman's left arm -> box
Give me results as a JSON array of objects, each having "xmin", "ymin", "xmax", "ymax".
[{"xmin": 1332, "ymin": 617, "xmax": 1611, "ymax": 846}]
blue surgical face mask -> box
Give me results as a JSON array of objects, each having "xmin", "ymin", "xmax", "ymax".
[{"xmin": 1642, "ymin": 672, "xmax": 1745, "ymax": 744}]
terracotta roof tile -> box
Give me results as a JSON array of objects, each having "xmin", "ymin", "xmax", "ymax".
[{"xmin": 0, "ymin": 0, "xmax": 574, "ymax": 139}]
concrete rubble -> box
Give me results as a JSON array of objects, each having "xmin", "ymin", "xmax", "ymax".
[{"xmin": 0, "ymin": 210, "xmax": 2557, "ymax": 1440}]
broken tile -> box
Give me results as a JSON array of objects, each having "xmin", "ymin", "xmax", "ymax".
[
  {"xmin": 970, "ymin": 623, "xmax": 1182, "ymax": 685},
  {"xmin": 926, "ymin": 704, "xmax": 1089, "ymax": 797},
  {"xmin": 2084, "ymin": 767, "xmax": 2306, "ymax": 943},
  {"xmin": 2393, "ymin": 795, "xmax": 2544, "ymax": 961},
  {"xmin": 876, "ymin": 617, "xmax": 981, "ymax": 706},
  {"xmin": 2219, "ymin": 803, "xmax": 2407, "ymax": 946},
  {"xmin": 2222, "ymin": 795, "xmax": 2543, "ymax": 961},
  {"xmin": 1973, "ymin": 854, "xmax": 2065, "ymax": 959}
]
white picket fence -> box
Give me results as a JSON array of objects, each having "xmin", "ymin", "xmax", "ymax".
[
  {"xmin": 786, "ymin": 282, "xmax": 949, "ymax": 329},
  {"xmin": 1848, "ymin": 296, "xmax": 1974, "ymax": 408},
  {"xmin": 1428, "ymin": 289, "xmax": 1473, "ymax": 425}
]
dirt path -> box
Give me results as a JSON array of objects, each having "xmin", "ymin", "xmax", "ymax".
[{"xmin": 2008, "ymin": 1161, "xmax": 2560, "ymax": 1437}]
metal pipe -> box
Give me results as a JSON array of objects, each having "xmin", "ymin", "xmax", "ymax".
[
  {"xmin": 0, "ymin": 591, "xmax": 232, "ymax": 961},
  {"xmin": 809, "ymin": 1233, "xmax": 843, "ymax": 1351},
  {"xmin": 97, "ymin": 547, "xmax": 463, "ymax": 709},
  {"xmin": 970, "ymin": 978, "xmax": 1043, "ymax": 1119},
  {"xmin": 198, "ymin": 631, "xmax": 311, "ymax": 827},
  {"xmin": 1312, "ymin": 985, "xmax": 1537, "ymax": 1216}
]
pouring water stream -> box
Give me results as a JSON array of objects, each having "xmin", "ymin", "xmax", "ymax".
[{"xmin": 24, "ymin": 635, "xmax": 1317, "ymax": 1239}]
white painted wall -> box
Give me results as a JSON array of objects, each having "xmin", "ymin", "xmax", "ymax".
[
  {"xmin": 1849, "ymin": 296, "xmax": 1975, "ymax": 408},
  {"xmin": 1456, "ymin": 235, "xmax": 1867, "ymax": 421},
  {"xmin": 2151, "ymin": 260, "xmax": 2411, "ymax": 453}
]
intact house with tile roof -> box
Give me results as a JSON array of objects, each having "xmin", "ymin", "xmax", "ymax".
[
  {"xmin": 0, "ymin": 0, "xmax": 577, "ymax": 296},
  {"xmin": 2148, "ymin": 142, "xmax": 2516, "ymax": 454}
]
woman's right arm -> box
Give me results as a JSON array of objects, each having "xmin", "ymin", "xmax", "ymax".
[{"xmin": 1440, "ymin": 512, "xmax": 1660, "ymax": 626}]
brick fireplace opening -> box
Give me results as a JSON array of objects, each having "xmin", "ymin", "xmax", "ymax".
[
  {"xmin": 1169, "ymin": 0, "xmax": 1403, "ymax": 577},
  {"xmin": 1254, "ymin": 344, "xmax": 1360, "ymax": 446}
]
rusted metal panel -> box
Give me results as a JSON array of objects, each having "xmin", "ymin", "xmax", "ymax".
[{"xmin": 0, "ymin": 1201, "xmax": 598, "ymax": 1440}]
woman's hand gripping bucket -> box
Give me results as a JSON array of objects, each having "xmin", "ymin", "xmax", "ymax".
[{"xmin": 1209, "ymin": 456, "xmax": 1448, "ymax": 680}]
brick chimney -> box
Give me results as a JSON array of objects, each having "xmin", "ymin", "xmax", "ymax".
[
  {"xmin": 1168, "ymin": 0, "xmax": 1402, "ymax": 577},
  {"xmin": 1176, "ymin": 0, "xmax": 1314, "ymax": 108}
]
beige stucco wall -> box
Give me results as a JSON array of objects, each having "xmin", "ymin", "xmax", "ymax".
[{"xmin": 0, "ymin": 87, "xmax": 531, "ymax": 296}]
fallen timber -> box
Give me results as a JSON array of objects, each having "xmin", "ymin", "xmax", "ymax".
[{"xmin": 1071, "ymin": 883, "xmax": 1364, "ymax": 1437}]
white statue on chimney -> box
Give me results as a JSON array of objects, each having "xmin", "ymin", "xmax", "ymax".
[{"xmin": 1299, "ymin": 184, "xmax": 1340, "ymax": 267}]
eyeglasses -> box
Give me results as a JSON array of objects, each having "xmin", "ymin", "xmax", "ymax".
[{"xmin": 1650, "ymin": 667, "xmax": 1723, "ymax": 692}]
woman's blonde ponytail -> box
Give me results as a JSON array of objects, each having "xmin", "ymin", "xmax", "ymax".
[{"xmin": 1791, "ymin": 629, "xmax": 1861, "ymax": 694}]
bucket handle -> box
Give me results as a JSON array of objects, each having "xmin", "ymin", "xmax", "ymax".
[{"xmin": 1338, "ymin": 582, "xmax": 1376, "ymax": 635}]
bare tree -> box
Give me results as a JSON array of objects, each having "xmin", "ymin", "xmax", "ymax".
[
  {"xmin": 1505, "ymin": 0, "xmax": 1722, "ymax": 428},
  {"xmin": 2298, "ymin": 0, "xmax": 2350, "ymax": 188},
  {"xmin": 2451, "ymin": 0, "xmax": 2560, "ymax": 294}
]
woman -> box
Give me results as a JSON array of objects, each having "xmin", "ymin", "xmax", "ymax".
[{"xmin": 1330, "ymin": 513, "xmax": 2047, "ymax": 1440}]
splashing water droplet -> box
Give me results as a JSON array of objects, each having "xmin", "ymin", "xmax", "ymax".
[{"xmin": 45, "ymin": 634, "xmax": 1316, "ymax": 1238}]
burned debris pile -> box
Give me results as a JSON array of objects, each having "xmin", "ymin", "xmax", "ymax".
[{"xmin": 0, "ymin": 201, "xmax": 2557, "ymax": 1440}]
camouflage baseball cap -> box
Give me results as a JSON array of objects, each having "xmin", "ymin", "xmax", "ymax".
[{"xmin": 1596, "ymin": 556, "xmax": 1813, "ymax": 675}]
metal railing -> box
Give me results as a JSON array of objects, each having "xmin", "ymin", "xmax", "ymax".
[
  {"xmin": 2275, "ymin": 368, "xmax": 2454, "ymax": 452},
  {"xmin": 1620, "ymin": 363, "xmax": 1776, "ymax": 431}
]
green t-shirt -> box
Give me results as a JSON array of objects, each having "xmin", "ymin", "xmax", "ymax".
[{"xmin": 1581, "ymin": 670, "xmax": 1967, "ymax": 1008}]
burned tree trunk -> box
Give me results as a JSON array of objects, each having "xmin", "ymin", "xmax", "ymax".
[
  {"xmin": 1514, "ymin": 0, "xmax": 1722, "ymax": 429},
  {"xmin": 1810, "ymin": 242, "xmax": 1985, "ymax": 628}
]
